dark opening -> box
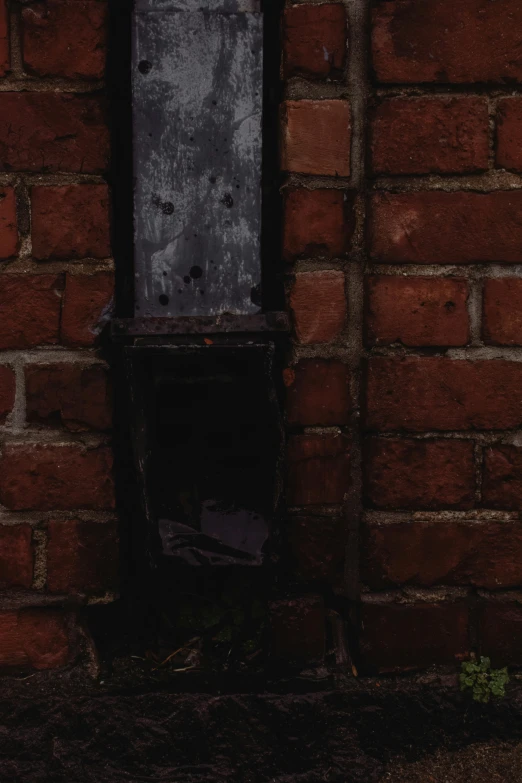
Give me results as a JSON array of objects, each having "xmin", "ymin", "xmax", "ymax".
[
  {"xmin": 114, "ymin": 345, "xmax": 285, "ymax": 673},
  {"xmin": 150, "ymin": 351, "xmax": 279, "ymax": 552}
]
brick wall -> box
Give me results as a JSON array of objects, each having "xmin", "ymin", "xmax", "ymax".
[
  {"xmin": 2, "ymin": 0, "xmax": 521, "ymax": 677},
  {"xmin": 0, "ymin": 0, "xmax": 117, "ymax": 670},
  {"xmin": 281, "ymin": 0, "xmax": 522, "ymax": 673}
]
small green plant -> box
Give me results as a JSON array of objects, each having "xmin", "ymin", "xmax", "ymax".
[{"xmin": 459, "ymin": 656, "xmax": 509, "ymax": 703}]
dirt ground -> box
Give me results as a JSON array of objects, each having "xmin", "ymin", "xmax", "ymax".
[
  {"xmin": 383, "ymin": 742, "xmax": 522, "ymax": 783},
  {"xmin": 1, "ymin": 663, "xmax": 522, "ymax": 782}
]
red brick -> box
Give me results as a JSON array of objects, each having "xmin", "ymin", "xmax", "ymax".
[
  {"xmin": 0, "ymin": 609, "xmax": 72, "ymax": 670},
  {"xmin": 0, "ymin": 188, "xmax": 18, "ymax": 259},
  {"xmin": 0, "ymin": 365, "xmax": 15, "ymax": 424},
  {"xmin": 285, "ymin": 359, "xmax": 351, "ymax": 426},
  {"xmin": 281, "ymin": 100, "xmax": 350, "ymax": 177},
  {"xmin": 0, "ymin": 274, "xmax": 63, "ymax": 350},
  {"xmin": 269, "ymin": 595, "xmax": 325, "ymax": 662},
  {"xmin": 0, "ymin": 444, "xmax": 115, "ymax": 511},
  {"xmin": 0, "ymin": 526, "xmax": 33, "ymax": 589},
  {"xmin": 497, "ymin": 99, "xmax": 522, "ymax": 172},
  {"xmin": 289, "ymin": 270, "xmax": 346, "ymax": 344},
  {"xmin": 18, "ymin": 609, "xmax": 72, "ymax": 669},
  {"xmin": 0, "ymin": 93, "xmax": 109, "ymax": 173},
  {"xmin": 0, "ymin": 613, "xmax": 26, "ymax": 668},
  {"xmin": 483, "ymin": 446, "xmax": 522, "ymax": 510},
  {"xmin": 61, "ymin": 272, "xmax": 114, "ymax": 347},
  {"xmin": 47, "ymin": 519, "xmax": 118, "ymax": 593},
  {"xmin": 31, "ymin": 185, "xmax": 110, "ymax": 260},
  {"xmin": 283, "ymin": 4, "xmax": 346, "ymax": 79},
  {"xmin": 283, "ymin": 189, "xmax": 350, "ymax": 261},
  {"xmin": 365, "ymin": 276, "xmax": 469, "ymax": 347},
  {"xmin": 371, "ymin": 97, "xmax": 489, "ymax": 175},
  {"xmin": 288, "ymin": 515, "xmax": 346, "ymax": 585},
  {"xmin": 359, "ymin": 602, "xmax": 469, "ymax": 674},
  {"xmin": 22, "ymin": 0, "xmax": 107, "ymax": 80},
  {"xmin": 364, "ymin": 438, "xmax": 475, "ymax": 510},
  {"xmin": 372, "ymin": 0, "xmax": 522, "ymax": 84},
  {"xmin": 287, "ymin": 433, "xmax": 349, "ymax": 506},
  {"xmin": 366, "ymin": 358, "xmax": 522, "ymax": 432},
  {"xmin": 370, "ymin": 191, "xmax": 522, "ymax": 264},
  {"xmin": 483, "ymin": 279, "xmax": 522, "ymax": 345},
  {"xmin": 0, "ymin": 0, "xmax": 8, "ymax": 76},
  {"xmin": 362, "ymin": 522, "xmax": 522, "ymax": 590},
  {"xmin": 25, "ymin": 364, "xmax": 112, "ymax": 431},
  {"xmin": 479, "ymin": 603, "xmax": 522, "ymax": 667}
]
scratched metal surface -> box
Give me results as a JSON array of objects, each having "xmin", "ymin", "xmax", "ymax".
[
  {"xmin": 136, "ymin": 0, "xmax": 261, "ymax": 12},
  {"xmin": 133, "ymin": 7, "xmax": 263, "ymax": 317}
]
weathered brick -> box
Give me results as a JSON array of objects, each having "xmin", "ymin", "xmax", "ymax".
[
  {"xmin": 0, "ymin": 365, "xmax": 15, "ymax": 424},
  {"xmin": 0, "ymin": 444, "xmax": 115, "ymax": 511},
  {"xmin": 31, "ymin": 185, "xmax": 110, "ymax": 260},
  {"xmin": 497, "ymin": 99, "xmax": 522, "ymax": 172},
  {"xmin": 0, "ymin": 93, "xmax": 109, "ymax": 173},
  {"xmin": 281, "ymin": 100, "xmax": 350, "ymax": 177},
  {"xmin": 0, "ymin": 526, "xmax": 33, "ymax": 589},
  {"xmin": 0, "ymin": 613, "xmax": 26, "ymax": 668},
  {"xmin": 0, "ymin": 274, "xmax": 63, "ymax": 350},
  {"xmin": 288, "ymin": 515, "xmax": 346, "ymax": 585},
  {"xmin": 285, "ymin": 359, "xmax": 351, "ymax": 426},
  {"xmin": 364, "ymin": 438, "xmax": 475, "ymax": 510},
  {"xmin": 283, "ymin": 189, "xmax": 350, "ymax": 261},
  {"xmin": 479, "ymin": 603, "xmax": 522, "ymax": 667},
  {"xmin": 289, "ymin": 270, "xmax": 346, "ymax": 344},
  {"xmin": 61, "ymin": 272, "xmax": 114, "ymax": 347},
  {"xmin": 362, "ymin": 522, "xmax": 522, "ymax": 590},
  {"xmin": 365, "ymin": 276, "xmax": 469, "ymax": 347},
  {"xmin": 25, "ymin": 364, "xmax": 112, "ymax": 432},
  {"xmin": 47, "ymin": 519, "xmax": 118, "ymax": 593},
  {"xmin": 370, "ymin": 192, "xmax": 522, "ymax": 264},
  {"xmin": 483, "ymin": 279, "xmax": 522, "ymax": 345},
  {"xmin": 0, "ymin": 609, "xmax": 72, "ymax": 670},
  {"xmin": 371, "ymin": 97, "xmax": 489, "ymax": 175},
  {"xmin": 372, "ymin": 0, "xmax": 522, "ymax": 84},
  {"xmin": 0, "ymin": 188, "xmax": 18, "ymax": 259},
  {"xmin": 269, "ymin": 596, "xmax": 325, "ymax": 662},
  {"xmin": 22, "ymin": 0, "xmax": 107, "ymax": 80},
  {"xmin": 283, "ymin": 4, "xmax": 346, "ymax": 79},
  {"xmin": 483, "ymin": 446, "xmax": 522, "ymax": 510},
  {"xmin": 287, "ymin": 433, "xmax": 350, "ymax": 506},
  {"xmin": 0, "ymin": 0, "xmax": 8, "ymax": 76},
  {"xmin": 366, "ymin": 358, "xmax": 522, "ymax": 431},
  {"xmin": 359, "ymin": 602, "xmax": 469, "ymax": 674}
]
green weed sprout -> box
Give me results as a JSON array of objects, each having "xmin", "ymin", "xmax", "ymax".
[{"xmin": 459, "ymin": 656, "xmax": 509, "ymax": 703}]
